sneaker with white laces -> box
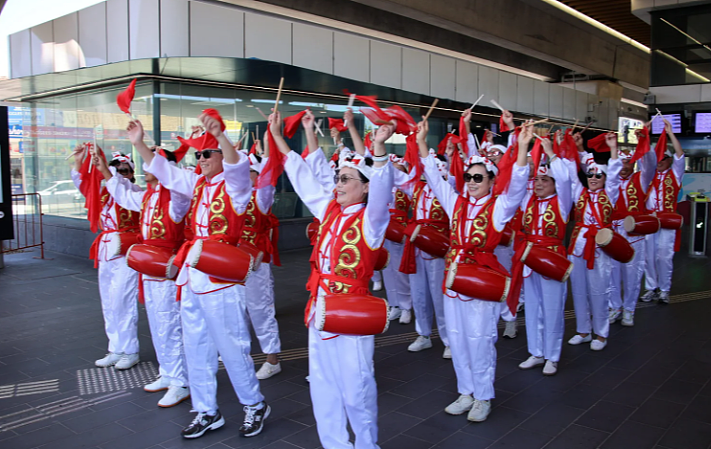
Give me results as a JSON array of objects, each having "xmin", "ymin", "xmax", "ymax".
[
  {"xmin": 240, "ymin": 402, "xmax": 270, "ymax": 437},
  {"xmin": 518, "ymin": 355, "xmax": 545, "ymax": 370},
  {"xmin": 443, "ymin": 347, "xmax": 452, "ymax": 359},
  {"xmin": 543, "ymin": 360, "xmax": 558, "ymax": 376},
  {"xmin": 115, "ymin": 353, "xmax": 139, "ymax": 370},
  {"xmin": 621, "ymin": 310, "xmax": 634, "ymax": 327},
  {"xmin": 408, "ymin": 335, "xmax": 432, "ymax": 352},
  {"xmin": 444, "ymin": 394, "xmax": 474, "ymax": 415},
  {"xmin": 590, "ymin": 339, "xmax": 607, "ymax": 351},
  {"xmin": 388, "ymin": 307, "xmax": 402, "ymax": 321},
  {"xmin": 609, "ymin": 308, "xmax": 622, "ymax": 324},
  {"xmin": 503, "ymin": 320, "xmax": 517, "ymax": 339},
  {"xmin": 95, "ymin": 352, "xmax": 121, "ymax": 368},
  {"xmin": 144, "ymin": 376, "xmax": 171, "ymax": 393},
  {"xmin": 256, "ymin": 361, "xmax": 282, "ymax": 380},
  {"xmin": 658, "ymin": 291, "xmax": 670, "ymax": 304},
  {"xmin": 158, "ymin": 386, "xmax": 190, "ymax": 408},
  {"xmin": 372, "ymin": 280, "xmax": 383, "ymax": 292},
  {"xmin": 399, "ymin": 309, "xmax": 412, "ymax": 325},
  {"xmin": 181, "ymin": 410, "xmax": 224, "ymax": 439},
  {"xmin": 640, "ymin": 290, "xmax": 657, "ymax": 302},
  {"xmin": 568, "ymin": 334, "xmax": 592, "ymax": 345},
  {"xmin": 467, "ymin": 399, "xmax": 491, "ymax": 422}
]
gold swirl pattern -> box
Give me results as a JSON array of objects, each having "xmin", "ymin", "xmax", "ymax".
[
  {"xmin": 542, "ymin": 205, "xmax": 560, "ymax": 238},
  {"xmin": 598, "ymin": 192, "xmax": 612, "ymax": 223},
  {"xmin": 627, "ymin": 180, "xmax": 639, "ymax": 212},
  {"xmin": 209, "ymin": 189, "xmax": 228, "ymax": 234},
  {"xmin": 663, "ymin": 177, "xmax": 675, "ymax": 211},
  {"xmin": 150, "ymin": 204, "xmax": 166, "ymax": 239}
]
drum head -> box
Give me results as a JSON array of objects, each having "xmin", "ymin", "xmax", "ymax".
[
  {"xmin": 445, "ymin": 262, "xmax": 458, "ymax": 290},
  {"xmin": 185, "ymin": 239, "xmax": 204, "ymax": 268},
  {"xmin": 410, "ymin": 224, "xmax": 422, "ymax": 243},
  {"xmin": 594, "ymin": 228, "xmax": 613, "ymax": 246},
  {"xmin": 315, "ymin": 296, "xmax": 326, "ymax": 332},
  {"xmin": 166, "ymin": 254, "xmax": 179, "ymax": 280},
  {"xmin": 106, "ymin": 233, "xmax": 121, "ymax": 258},
  {"xmin": 623, "ymin": 216, "xmax": 636, "ymax": 234}
]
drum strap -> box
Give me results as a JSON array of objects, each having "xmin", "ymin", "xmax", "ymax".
[{"xmin": 89, "ymin": 230, "xmax": 118, "ymax": 269}]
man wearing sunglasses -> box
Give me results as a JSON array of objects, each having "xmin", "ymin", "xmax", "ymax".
[
  {"xmin": 642, "ymin": 120, "xmax": 685, "ymax": 304},
  {"xmin": 126, "ymin": 109, "xmax": 269, "ymax": 440}
]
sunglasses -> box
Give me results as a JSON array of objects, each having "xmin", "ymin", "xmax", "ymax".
[
  {"xmin": 586, "ymin": 173, "xmax": 604, "ymax": 179},
  {"xmin": 333, "ymin": 174, "xmax": 364, "ymax": 185},
  {"xmin": 463, "ymin": 173, "xmax": 485, "ymax": 183},
  {"xmin": 117, "ymin": 167, "xmax": 132, "ymax": 175},
  {"xmin": 194, "ymin": 150, "xmax": 222, "ymax": 160}
]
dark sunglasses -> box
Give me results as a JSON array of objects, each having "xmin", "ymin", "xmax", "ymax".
[
  {"xmin": 117, "ymin": 167, "xmax": 132, "ymax": 175},
  {"xmin": 194, "ymin": 150, "xmax": 222, "ymax": 160},
  {"xmin": 463, "ymin": 173, "xmax": 485, "ymax": 183},
  {"xmin": 333, "ymin": 174, "xmax": 364, "ymax": 185},
  {"xmin": 586, "ymin": 173, "xmax": 604, "ymax": 179}
]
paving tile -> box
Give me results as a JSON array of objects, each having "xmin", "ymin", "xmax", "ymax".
[
  {"xmin": 498, "ymin": 382, "xmax": 563, "ymax": 414},
  {"xmin": 388, "ymin": 373, "xmax": 450, "ymax": 400},
  {"xmin": 575, "ymin": 400, "xmax": 636, "ymax": 433},
  {"xmin": 460, "ymin": 406, "xmax": 530, "ymax": 441},
  {"xmin": 1, "ymin": 423, "xmax": 76, "ymax": 449},
  {"xmin": 486, "ymin": 428, "xmax": 552, "ymax": 449},
  {"xmin": 545, "ymin": 424, "xmax": 610, "ymax": 449},
  {"xmin": 99, "ymin": 421, "xmax": 184, "ymax": 449},
  {"xmin": 603, "ymin": 380, "xmax": 657, "ymax": 407},
  {"xmin": 218, "ymin": 418, "xmax": 307, "ymax": 449},
  {"xmin": 601, "ymin": 420, "xmax": 665, "ymax": 449},
  {"xmin": 281, "ymin": 424, "xmax": 322, "ymax": 449},
  {"xmin": 652, "ymin": 379, "xmax": 702, "ymax": 404},
  {"xmin": 37, "ymin": 422, "xmax": 134, "ymax": 449},
  {"xmin": 403, "ymin": 410, "xmax": 469, "ymax": 444},
  {"xmin": 657, "ymin": 418, "xmax": 711, "ymax": 449},
  {"xmin": 553, "ymin": 383, "xmax": 609, "ymax": 410},
  {"xmin": 679, "ymin": 395, "xmax": 711, "ymax": 425},
  {"xmin": 63, "ymin": 401, "xmax": 147, "ymax": 433},
  {"xmin": 394, "ymin": 389, "xmax": 452, "ymax": 419},
  {"xmin": 629, "ymin": 398, "xmax": 685, "ymax": 429},
  {"xmin": 381, "ymin": 434, "xmax": 433, "ymax": 449},
  {"xmin": 519, "ymin": 402, "xmax": 586, "ymax": 436},
  {"xmin": 378, "ymin": 411, "xmax": 423, "ymax": 442},
  {"xmin": 431, "ymin": 430, "xmax": 492, "ymax": 449}
]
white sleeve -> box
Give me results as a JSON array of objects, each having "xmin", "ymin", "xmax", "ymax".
[
  {"xmin": 106, "ymin": 171, "xmax": 144, "ymax": 212},
  {"xmin": 304, "ymin": 147, "xmax": 336, "ymax": 191},
  {"xmin": 70, "ymin": 169, "xmax": 82, "ymax": 191},
  {"xmin": 550, "ymin": 157, "xmax": 572, "ymax": 221},
  {"xmin": 364, "ymin": 163, "xmax": 394, "ymax": 248},
  {"xmin": 639, "ymin": 150, "xmax": 657, "ymax": 193},
  {"xmin": 567, "ymin": 159, "xmax": 584, "ymax": 201},
  {"xmin": 393, "ymin": 168, "xmax": 416, "ymax": 197},
  {"xmin": 284, "ymin": 151, "xmax": 334, "ymax": 221},
  {"xmin": 467, "ymin": 133, "xmax": 478, "ymax": 158},
  {"xmin": 493, "ymin": 164, "xmax": 530, "ymax": 231},
  {"xmin": 223, "ymin": 155, "xmax": 252, "ymax": 215},
  {"xmin": 672, "ymin": 153, "xmax": 685, "ymax": 183},
  {"xmin": 255, "ymin": 185, "xmax": 275, "ymax": 213},
  {"xmin": 604, "ymin": 158, "xmax": 623, "ymax": 204},
  {"xmin": 422, "ymin": 154, "xmax": 457, "ymax": 218},
  {"xmin": 147, "ymin": 155, "xmax": 199, "ymax": 198},
  {"xmin": 168, "ymin": 191, "xmax": 192, "ymax": 222}
]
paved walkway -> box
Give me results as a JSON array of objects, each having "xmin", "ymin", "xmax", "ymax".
[{"xmin": 0, "ymin": 247, "xmax": 710, "ymax": 449}]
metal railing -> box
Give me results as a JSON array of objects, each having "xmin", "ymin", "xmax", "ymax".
[{"xmin": 1, "ymin": 193, "xmax": 46, "ymax": 259}]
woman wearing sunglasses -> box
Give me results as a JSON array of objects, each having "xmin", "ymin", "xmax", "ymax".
[
  {"xmin": 567, "ymin": 133, "xmax": 621, "ymax": 351},
  {"xmin": 416, "ymin": 119, "xmax": 531, "ymax": 423}
]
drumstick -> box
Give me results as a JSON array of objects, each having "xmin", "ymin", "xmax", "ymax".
[
  {"xmin": 251, "ymin": 131, "xmax": 257, "ymax": 143},
  {"xmin": 343, "ymin": 93, "xmax": 356, "ymax": 127},
  {"xmin": 255, "ymin": 107, "xmax": 269, "ymax": 121},
  {"xmin": 423, "ymin": 99, "xmax": 439, "ymax": 121},
  {"xmin": 314, "ymin": 119, "xmax": 325, "ymax": 137},
  {"xmin": 470, "ymin": 94, "xmax": 484, "ymax": 111},
  {"xmin": 580, "ymin": 122, "xmax": 592, "ymax": 134},
  {"xmin": 530, "ymin": 118, "xmax": 549, "ymax": 126},
  {"xmin": 274, "ymin": 77, "xmax": 284, "ymax": 114},
  {"xmin": 473, "ymin": 133, "xmax": 481, "ymax": 152},
  {"xmin": 236, "ymin": 132, "xmax": 248, "ymax": 149},
  {"xmin": 490, "ymin": 99, "xmax": 505, "ymax": 112},
  {"xmin": 547, "ymin": 124, "xmax": 555, "ymax": 135},
  {"xmin": 570, "ymin": 118, "xmax": 579, "ymax": 134}
]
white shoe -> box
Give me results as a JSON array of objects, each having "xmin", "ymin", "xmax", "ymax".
[
  {"xmin": 399, "ymin": 309, "xmax": 412, "ymax": 324},
  {"xmin": 158, "ymin": 386, "xmax": 190, "ymax": 408},
  {"xmin": 609, "ymin": 308, "xmax": 622, "ymax": 324},
  {"xmin": 443, "ymin": 347, "xmax": 452, "ymax": 359},
  {"xmin": 516, "ymin": 301, "xmax": 524, "ymax": 313},
  {"xmin": 590, "ymin": 339, "xmax": 607, "ymax": 351},
  {"xmin": 144, "ymin": 376, "xmax": 171, "ymax": 393},
  {"xmin": 543, "ymin": 360, "xmax": 558, "ymax": 376},
  {"xmin": 467, "ymin": 399, "xmax": 491, "ymax": 422},
  {"xmin": 658, "ymin": 291, "xmax": 670, "ymax": 304},
  {"xmin": 388, "ymin": 307, "xmax": 402, "ymax": 321},
  {"xmin": 518, "ymin": 356, "xmax": 545, "ymax": 370},
  {"xmin": 95, "ymin": 352, "xmax": 121, "ymax": 368},
  {"xmin": 503, "ymin": 320, "xmax": 517, "ymax": 339},
  {"xmin": 568, "ymin": 334, "xmax": 592, "ymax": 345},
  {"xmin": 115, "ymin": 353, "xmax": 139, "ymax": 370},
  {"xmin": 640, "ymin": 290, "xmax": 656, "ymax": 302},
  {"xmin": 444, "ymin": 394, "xmax": 474, "ymax": 415},
  {"xmin": 372, "ymin": 280, "xmax": 383, "ymax": 291},
  {"xmin": 621, "ymin": 310, "xmax": 634, "ymax": 327},
  {"xmin": 256, "ymin": 362, "xmax": 282, "ymax": 380},
  {"xmin": 305, "ymin": 375, "xmax": 310, "ymax": 383},
  {"xmin": 408, "ymin": 336, "xmax": 432, "ymax": 352}
]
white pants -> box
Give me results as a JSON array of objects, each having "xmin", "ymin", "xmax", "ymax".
[
  {"xmin": 245, "ymin": 263, "xmax": 281, "ymax": 355},
  {"xmin": 523, "ymin": 273, "xmax": 566, "ymax": 362},
  {"xmin": 98, "ymin": 257, "xmax": 139, "ymax": 354},
  {"xmin": 371, "ymin": 270, "xmax": 382, "ymax": 284},
  {"xmin": 569, "ymin": 253, "xmax": 612, "ymax": 338},
  {"xmin": 409, "ymin": 254, "xmax": 448, "ymax": 346},
  {"xmin": 144, "ymin": 279, "xmax": 188, "ymax": 387},
  {"xmin": 495, "ymin": 245, "xmax": 517, "ymax": 322},
  {"xmin": 610, "ymin": 237, "xmax": 646, "ymax": 312},
  {"xmin": 181, "ymin": 284, "xmax": 263, "ymax": 414},
  {"xmin": 382, "ymin": 240, "xmax": 411, "ymax": 311},
  {"xmin": 309, "ymin": 323, "xmax": 379, "ymax": 449},
  {"xmin": 444, "ymin": 293, "xmax": 498, "ymax": 400},
  {"xmin": 644, "ymin": 229, "xmax": 676, "ymax": 292}
]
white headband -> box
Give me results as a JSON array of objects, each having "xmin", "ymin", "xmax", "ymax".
[
  {"xmin": 248, "ymin": 153, "xmax": 263, "ymax": 173},
  {"xmin": 586, "ymin": 162, "xmax": 607, "ymax": 175},
  {"xmin": 340, "ymin": 154, "xmax": 373, "ymax": 180},
  {"xmin": 466, "ymin": 154, "xmax": 499, "ymax": 176},
  {"xmin": 487, "ymin": 144, "xmax": 506, "ymax": 156},
  {"xmin": 111, "ymin": 151, "xmax": 135, "ymax": 170}
]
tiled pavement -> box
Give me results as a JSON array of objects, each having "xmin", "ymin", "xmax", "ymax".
[{"xmin": 1, "ymin": 247, "xmax": 711, "ymax": 449}]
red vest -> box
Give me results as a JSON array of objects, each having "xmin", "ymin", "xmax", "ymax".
[
  {"xmin": 612, "ymin": 172, "xmax": 648, "ymax": 220},
  {"xmin": 185, "ymin": 177, "xmax": 246, "ymax": 245},
  {"xmin": 100, "ymin": 187, "xmax": 140, "ymax": 232},
  {"xmin": 522, "ymin": 195, "xmax": 566, "ymax": 254},
  {"xmin": 412, "ymin": 181, "xmax": 448, "ymax": 232},
  {"xmin": 240, "ymin": 191, "xmax": 280, "ymax": 264},
  {"xmin": 389, "ymin": 188, "xmax": 411, "ymax": 226},
  {"xmin": 140, "ymin": 185, "xmax": 185, "ymax": 249},
  {"xmin": 649, "ymin": 169, "xmax": 681, "ymax": 213},
  {"xmin": 569, "ymin": 188, "xmax": 614, "ymax": 269}
]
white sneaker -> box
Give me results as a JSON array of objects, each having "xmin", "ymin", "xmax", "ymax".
[
  {"xmin": 305, "ymin": 375, "xmax": 310, "ymax": 383},
  {"xmin": 516, "ymin": 301, "xmax": 524, "ymax": 313},
  {"xmin": 256, "ymin": 362, "xmax": 282, "ymax": 380},
  {"xmin": 144, "ymin": 376, "xmax": 171, "ymax": 393},
  {"xmin": 408, "ymin": 336, "xmax": 432, "ymax": 352},
  {"xmin": 568, "ymin": 334, "xmax": 592, "ymax": 345},
  {"xmin": 158, "ymin": 386, "xmax": 190, "ymax": 408},
  {"xmin": 609, "ymin": 308, "xmax": 622, "ymax": 324},
  {"xmin": 115, "ymin": 353, "xmax": 139, "ymax": 370},
  {"xmin": 590, "ymin": 339, "xmax": 607, "ymax": 351},
  {"xmin": 388, "ymin": 307, "xmax": 402, "ymax": 321},
  {"xmin": 621, "ymin": 310, "xmax": 634, "ymax": 327},
  {"xmin": 640, "ymin": 290, "xmax": 656, "ymax": 302},
  {"xmin": 95, "ymin": 353, "xmax": 121, "ymax": 368},
  {"xmin": 467, "ymin": 399, "xmax": 491, "ymax": 422},
  {"xmin": 444, "ymin": 394, "xmax": 474, "ymax": 415},
  {"xmin": 372, "ymin": 280, "xmax": 383, "ymax": 291},
  {"xmin": 443, "ymin": 347, "xmax": 452, "ymax": 359},
  {"xmin": 543, "ymin": 360, "xmax": 558, "ymax": 376},
  {"xmin": 518, "ymin": 356, "xmax": 545, "ymax": 370},
  {"xmin": 503, "ymin": 320, "xmax": 517, "ymax": 339},
  {"xmin": 658, "ymin": 291, "xmax": 670, "ymax": 304},
  {"xmin": 399, "ymin": 309, "xmax": 412, "ymax": 324}
]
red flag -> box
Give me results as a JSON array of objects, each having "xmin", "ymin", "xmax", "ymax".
[
  {"xmin": 177, "ymin": 133, "xmax": 219, "ymax": 151},
  {"xmin": 201, "ymin": 108, "xmax": 226, "ymax": 132},
  {"xmin": 116, "ymin": 79, "xmax": 136, "ymax": 115},
  {"xmin": 170, "ymin": 140, "xmax": 190, "ymax": 163},
  {"xmin": 403, "ymin": 133, "xmax": 422, "ymax": 187},
  {"xmin": 561, "ymin": 130, "xmax": 581, "ymax": 167},
  {"xmin": 283, "ymin": 110, "xmax": 307, "ymax": 139},
  {"xmin": 499, "ymin": 116, "xmax": 511, "ymax": 133},
  {"xmin": 360, "ymin": 107, "xmax": 391, "ymax": 125},
  {"xmin": 451, "ymin": 147, "xmax": 465, "ymax": 193},
  {"xmin": 384, "ymin": 105, "xmax": 417, "ymax": 135},
  {"xmin": 78, "ymin": 145, "xmax": 107, "ymax": 233},
  {"xmin": 458, "ymin": 116, "xmax": 470, "ymax": 158},
  {"xmin": 493, "ymin": 144, "xmax": 516, "ymax": 197},
  {"xmin": 255, "ymin": 128, "xmax": 284, "ymax": 188},
  {"xmin": 363, "ymin": 131, "xmax": 373, "ymax": 152},
  {"xmin": 654, "ymin": 131, "xmax": 668, "ymax": 163},
  {"xmin": 328, "ymin": 118, "xmax": 348, "ymax": 132},
  {"xmin": 588, "ymin": 134, "xmax": 611, "ymax": 153},
  {"xmin": 630, "ymin": 127, "xmax": 651, "ymax": 164},
  {"xmin": 530, "ymin": 138, "xmax": 543, "ymax": 172}
]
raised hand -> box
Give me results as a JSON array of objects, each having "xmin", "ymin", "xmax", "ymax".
[
  {"xmin": 374, "ymin": 123, "xmax": 395, "ymax": 144},
  {"xmin": 200, "ymin": 113, "xmax": 223, "ymax": 137},
  {"xmin": 502, "ymin": 110, "xmax": 514, "ymax": 129},
  {"xmin": 126, "ymin": 120, "xmax": 144, "ymax": 146},
  {"xmin": 301, "ymin": 109, "xmax": 315, "ymax": 130},
  {"xmin": 344, "ymin": 108, "xmax": 355, "ymax": 127},
  {"xmin": 416, "ymin": 119, "xmax": 429, "ymax": 143},
  {"xmin": 269, "ymin": 111, "xmax": 283, "ymax": 138},
  {"xmin": 519, "ymin": 121, "xmax": 534, "ymax": 148}
]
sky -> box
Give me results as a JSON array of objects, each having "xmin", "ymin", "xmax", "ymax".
[{"xmin": 0, "ymin": 0, "xmax": 104, "ymax": 78}]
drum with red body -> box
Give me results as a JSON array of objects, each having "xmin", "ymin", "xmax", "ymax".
[
  {"xmin": 623, "ymin": 215, "xmax": 661, "ymax": 235},
  {"xmin": 498, "ymin": 226, "xmax": 515, "ymax": 247},
  {"xmin": 305, "ymin": 221, "xmax": 319, "ymax": 243},
  {"xmin": 406, "ymin": 224, "xmax": 449, "ymax": 258},
  {"xmin": 373, "ymin": 247, "xmax": 390, "ymax": 271},
  {"xmin": 315, "ymin": 294, "xmax": 389, "ymax": 335},
  {"xmin": 236, "ymin": 241, "xmax": 264, "ymax": 267},
  {"xmin": 657, "ymin": 212, "xmax": 683, "ymax": 230},
  {"xmin": 185, "ymin": 239, "xmax": 255, "ymax": 283},
  {"xmin": 385, "ymin": 219, "xmax": 406, "ymax": 244},
  {"xmin": 595, "ymin": 229, "xmax": 635, "ymax": 263},
  {"xmin": 106, "ymin": 232, "xmax": 141, "ymax": 258},
  {"xmin": 445, "ymin": 262, "xmax": 511, "ymax": 302},
  {"xmin": 126, "ymin": 244, "xmax": 178, "ymax": 279},
  {"xmin": 520, "ymin": 242, "xmax": 572, "ymax": 282}
]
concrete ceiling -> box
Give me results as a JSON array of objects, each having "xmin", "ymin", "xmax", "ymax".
[{"xmin": 558, "ymin": 0, "xmax": 651, "ymax": 47}]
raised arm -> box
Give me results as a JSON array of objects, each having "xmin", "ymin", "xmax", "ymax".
[
  {"xmin": 542, "ymin": 139, "xmax": 573, "ymax": 221},
  {"xmin": 364, "ymin": 124, "xmax": 395, "ymax": 247},
  {"xmin": 345, "ymin": 108, "xmax": 366, "ymax": 156},
  {"xmin": 492, "ymin": 122, "xmax": 531, "ymax": 230},
  {"xmin": 665, "ymin": 119, "xmax": 685, "ymax": 182},
  {"xmin": 147, "ymin": 155, "xmax": 199, "ymax": 198},
  {"xmin": 418, "ymin": 120, "xmax": 457, "ymax": 218},
  {"xmin": 127, "ymin": 120, "xmax": 155, "ymax": 165},
  {"xmin": 604, "ymin": 133, "xmax": 622, "ymax": 203}
]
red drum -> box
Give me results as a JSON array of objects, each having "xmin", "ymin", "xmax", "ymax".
[
  {"xmin": 185, "ymin": 239, "xmax": 255, "ymax": 283},
  {"xmin": 445, "ymin": 262, "xmax": 511, "ymax": 302},
  {"xmin": 306, "ymin": 221, "xmax": 319, "ymax": 243},
  {"xmin": 236, "ymin": 241, "xmax": 264, "ymax": 267},
  {"xmin": 520, "ymin": 242, "xmax": 572, "ymax": 282},
  {"xmin": 106, "ymin": 232, "xmax": 141, "ymax": 258},
  {"xmin": 315, "ymin": 294, "xmax": 389, "ymax": 335},
  {"xmin": 623, "ymin": 215, "xmax": 661, "ymax": 235},
  {"xmin": 374, "ymin": 247, "xmax": 390, "ymax": 271},
  {"xmin": 657, "ymin": 212, "xmax": 683, "ymax": 230},
  {"xmin": 595, "ymin": 229, "xmax": 634, "ymax": 263},
  {"xmin": 385, "ymin": 219, "xmax": 406, "ymax": 244},
  {"xmin": 407, "ymin": 224, "xmax": 449, "ymax": 258},
  {"xmin": 126, "ymin": 244, "xmax": 178, "ymax": 280},
  {"xmin": 499, "ymin": 226, "xmax": 515, "ymax": 247}
]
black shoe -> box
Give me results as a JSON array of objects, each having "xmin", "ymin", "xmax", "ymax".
[
  {"xmin": 240, "ymin": 401, "xmax": 270, "ymax": 437},
  {"xmin": 181, "ymin": 410, "xmax": 225, "ymax": 439}
]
